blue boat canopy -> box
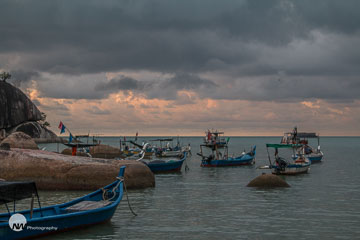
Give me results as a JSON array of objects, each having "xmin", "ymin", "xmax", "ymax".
[{"xmin": 266, "ymin": 143, "xmax": 303, "ymax": 148}]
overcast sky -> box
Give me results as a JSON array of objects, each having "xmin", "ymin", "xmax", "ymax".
[{"xmin": 1, "ymin": 0, "xmax": 359, "ymax": 136}]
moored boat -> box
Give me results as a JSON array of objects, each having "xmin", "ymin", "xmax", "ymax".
[
  {"xmin": 281, "ymin": 126, "xmax": 324, "ymax": 163},
  {"xmin": 266, "ymin": 143, "xmax": 311, "ymax": 175},
  {"xmin": 148, "ymin": 138, "xmax": 191, "ymax": 158},
  {"xmin": 139, "ymin": 152, "xmax": 188, "ymax": 173},
  {"xmin": 198, "ymin": 130, "xmax": 256, "ymax": 167},
  {"xmin": 0, "ymin": 167, "xmax": 126, "ymax": 240}
]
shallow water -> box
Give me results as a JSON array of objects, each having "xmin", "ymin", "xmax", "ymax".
[{"xmin": 4, "ymin": 137, "xmax": 360, "ymax": 239}]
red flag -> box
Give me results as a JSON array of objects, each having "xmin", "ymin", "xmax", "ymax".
[
  {"xmin": 58, "ymin": 121, "xmax": 66, "ymax": 134},
  {"xmin": 207, "ymin": 131, "xmax": 211, "ymax": 141}
]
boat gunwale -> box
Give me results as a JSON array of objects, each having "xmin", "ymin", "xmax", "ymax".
[{"xmin": 0, "ymin": 167, "xmax": 125, "ymax": 226}]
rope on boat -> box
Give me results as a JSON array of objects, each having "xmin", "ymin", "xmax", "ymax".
[
  {"xmin": 182, "ymin": 151, "xmax": 190, "ymax": 172},
  {"xmin": 185, "ymin": 155, "xmax": 190, "ymax": 172},
  {"xmin": 101, "ymin": 177, "xmax": 137, "ymax": 216},
  {"xmin": 102, "ymin": 178, "xmax": 122, "ymax": 201},
  {"xmin": 122, "ymin": 177, "xmax": 138, "ymax": 217}
]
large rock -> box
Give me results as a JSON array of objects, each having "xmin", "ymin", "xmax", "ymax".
[
  {"xmin": 61, "ymin": 144, "xmax": 125, "ymax": 159},
  {"xmin": 0, "ymin": 82, "xmax": 42, "ymax": 129},
  {"xmin": 1, "ymin": 132, "xmax": 39, "ymax": 149},
  {"xmin": 90, "ymin": 144, "xmax": 124, "ymax": 159},
  {"xmin": 0, "ymin": 148, "xmax": 155, "ymax": 190},
  {"xmin": 247, "ymin": 173, "xmax": 290, "ymax": 188},
  {"xmin": 9, "ymin": 121, "xmax": 59, "ymax": 140}
]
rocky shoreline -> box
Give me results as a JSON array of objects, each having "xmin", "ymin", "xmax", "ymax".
[{"xmin": 0, "ymin": 81, "xmax": 155, "ymax": 190}]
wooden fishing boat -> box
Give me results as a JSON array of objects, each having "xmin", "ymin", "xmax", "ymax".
[
  {"xmin": 139, "ymin": 152, "xmax": 188, "ymax": 173},
  {"xmin": 149, "ymin": 138, "xmax": 182, "ymax": 157},
  {"xmin": 266, "ymin": 143, "xmax": 311, "ymax": 175},
  {"xmin": 0, "ymin": 167, "xmax": 126, "ymax": 240},
  {"xmin": 198, "ymin": 130, "xmax": 256, "ymax": 167},
  {"xmin": 281, "ymin": 126, "xmax": 323, "ymax": 163}
]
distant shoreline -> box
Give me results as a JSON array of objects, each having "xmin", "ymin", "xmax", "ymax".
[{"xmin": 54, "ymin": 135, "xmax": 360, "ymax": 138}]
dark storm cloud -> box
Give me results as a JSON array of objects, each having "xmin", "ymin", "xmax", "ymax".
[
  {"xmin": 36, "ymin": 73, "xmax": 109, "ymax": 99},
  {"xmin": 1, "ymin": 0, "xmax": 360, "ymax": 101},
  {"xmin": 294, "ymin": 1, "xmax": 360, "ymax": 34},
  {"xmin": 232, "ymin": 77, "xmax": 360, "ymax": 101},
  {"xmin": 145, "ymin": 73, "xmax": 217, "ymax": 100},
  {"xmin": 39, "ymin": 101, "xmax": 69, "ymax": 113},
  {"xmin": 162, "ymin": 73, "xmax": 217, "ymax": 90},
  {"xmin": 94, "ymin": 72, "xmax": 217, "ymax": 101},
  {"xmin": 7, "ymin": 70, "xmax": 40, "ymax": 87},
  {"xmin": 95, "ymin": 77, "xmax": 145, "ymax": 92}
]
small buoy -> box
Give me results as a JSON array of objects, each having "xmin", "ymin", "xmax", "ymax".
[{"xmin": 247, "ymin": 173, "xmax": 290, "ymax": 188}]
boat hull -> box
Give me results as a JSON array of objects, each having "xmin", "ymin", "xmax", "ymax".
[
  {"xmin": 0, "ymin": 206, "xmax": 117, "ymax": 240},
  {"xmin": 0, "ymin": 168, "xmax": 125, "ymax": 240},
  {"xmin": 307, "ymin": 152, "xmax": 323, "ymax": 163},
  {"xmin": 201, "ymin": 154, "xmax": 254, "ymax": 167},
  {"xmin": 271, "ymin": 162, "xmax": 310, "ymax": 175},
  {"xmin": 144, "ymin": 153, "xmax": 187, "ymax": 173},
  {"xmin": 293, "ymin": 152, "xmax": 323, "ymax": 163},
  {"xmin": 146, "ymin": 160, "xmax": 184, "ymax": 173}
]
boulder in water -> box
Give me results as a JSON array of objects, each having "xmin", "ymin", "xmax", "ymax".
[
  {"xmin": 0, "ymin": 148, "xmax": 155, "ymax": 190},
  {"xmin": 247, "ymin": 173, "xmax": 290, "ymax": 188},
  {"xmin": 0, "ymin": 132, "xmax": 38, "ymax": 149},
  {"xmin": 90, "ymin": 144, "xmax": 124, "ymax": 159},
  {"xmin": 61, "ymin": 144, "xmax": 125, "ymax": 159}
]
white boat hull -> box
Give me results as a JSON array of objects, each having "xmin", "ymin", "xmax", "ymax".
[{"xmin": 271, "ymin": 163, "xmax": 310, "ymax": 175}]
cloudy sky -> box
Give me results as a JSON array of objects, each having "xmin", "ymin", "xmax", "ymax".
[{"xmin": 1, "ymin": 0, "xmax": 359, "ymax": 136}]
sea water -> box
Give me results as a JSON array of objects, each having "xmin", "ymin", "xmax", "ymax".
[{"xmin": 4, "ymin": 137, "xmax": 360, "ymax": 239}]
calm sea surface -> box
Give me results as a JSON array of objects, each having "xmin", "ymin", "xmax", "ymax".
[{"xmin": 5, "ymin": 137, "xmax": 360, "ymax": 239}]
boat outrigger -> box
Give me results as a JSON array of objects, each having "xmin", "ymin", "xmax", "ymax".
[
  {"xmin": 265, "ymin": 143, "xmax": 311, "ymax": 175},
  {"xmin": 0, "ymin": 166, "xmax": 126, "ymax": 240},
  {"xmin": 281, "ymin": 127, "xmax": 323, "ymax": 163},
  {"xmin": 198, "ymin": 130, "xmax": 256, "ymax": 167}
]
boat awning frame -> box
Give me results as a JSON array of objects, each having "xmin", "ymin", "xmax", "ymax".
[
  {"xmin": 296, "ymin": 132, "xmax": 318, "ymax": 138},
  {"xmin": 266, "ymin": 143, "xmax": 303, "ymax": 148},
  {"xmin": 0, "ymin": 181, "xmax": 39, "ymax": 204}
]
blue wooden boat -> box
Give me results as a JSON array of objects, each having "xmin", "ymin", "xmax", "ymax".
[
  {"xmin": 266, "ymin": 143, "xmax": 311, "ymax": 175},
  {"xmin": 199, "ymin": 130, "xmax": 256, "ymax": 167},
  {"xmin": 305, "ymin": 152, "xmax": 323, "ymax": 163},
  {"xmin": 140, "ymin": 152, "xmax": 187, "ymax": 173},
  {"xmin": 281, "ymin": 126, "xmax": 323, "ymax": 163},
  {"xmin": 200, "ymin": 149, "xmax": 256, "ymax": 167},
  {"xmin": 0, "ymin": 166, "xmax": 126, "ymax": 240}
]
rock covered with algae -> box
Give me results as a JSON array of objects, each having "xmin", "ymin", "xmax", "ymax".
[{"xmin": 247, "ymin": 173, "xmax": 290, "ymax": 188}]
